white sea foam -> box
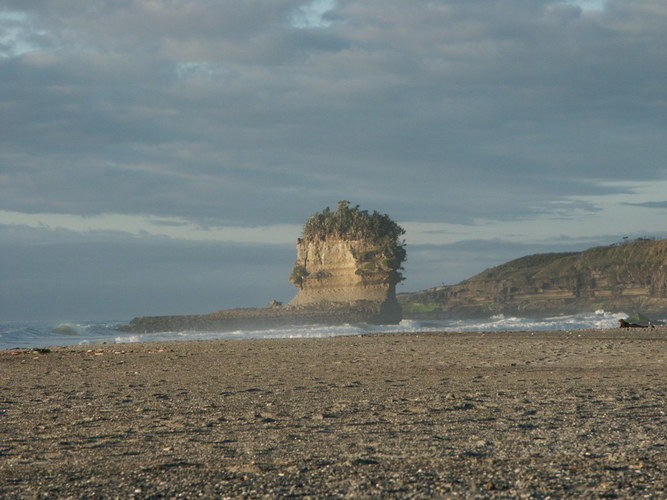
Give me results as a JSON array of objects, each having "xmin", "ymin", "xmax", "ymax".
[{"xmin": 1, "ymin": 310, "xmax": 660, "ymax": 350}]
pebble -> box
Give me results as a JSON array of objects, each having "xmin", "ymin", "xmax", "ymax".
[{"xmin": 1, "ymin": 329, "xmax": 665, "ymax": 498}]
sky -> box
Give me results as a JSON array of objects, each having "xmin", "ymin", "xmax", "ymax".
[{"xmin": 1, "ymin": 0, "xmax": 666, "ymax": 321}]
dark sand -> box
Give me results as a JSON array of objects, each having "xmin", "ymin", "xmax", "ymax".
[{"xmin": 1, "ymin": 329, "xmax": 665, "ymax": 498}]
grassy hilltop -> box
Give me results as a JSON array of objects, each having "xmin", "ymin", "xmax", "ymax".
[{"xmin": 400, "ymin": 238, "xmax": 667, "ymax": 318}]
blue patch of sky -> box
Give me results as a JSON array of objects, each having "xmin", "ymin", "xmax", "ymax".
[
  {"xmin": 291, "ymin": 0, "xmax": 337, "ymax": 29},
  {"xmin": 175, "ymin": 61, "xmax": 227, "ymax": 80},
  {"xmin": 0, "ymin": 10, "xmax": 39, "ymax": 57},
  {"xmin": 561, "ymin": 0, "xmax": 606, "ymax": 11}
]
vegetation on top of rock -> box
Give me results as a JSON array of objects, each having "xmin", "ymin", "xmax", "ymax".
[
  {"xmin": 292, "ymin": 201, "xmax": 407, "ymax": 285},
  {"xmin": 470, "ymin": 252, "xmax": 579, "ymax": 282},
  {"xmin": 468, "ymin": 238, "xmax": 667, "ymax": 285},
  {"xmin": 301, "ymin": 201, "xmax": 405, "ymax": 244}
]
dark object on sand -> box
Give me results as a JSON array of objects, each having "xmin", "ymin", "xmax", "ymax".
[{"xmin": 618, "ymin": 319, "xmax": 649, "ymax": 328}]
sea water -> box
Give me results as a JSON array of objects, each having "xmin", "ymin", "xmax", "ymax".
[{"xmin": 0, "ymin": 310, "xmax": 644, "ymax": 351}]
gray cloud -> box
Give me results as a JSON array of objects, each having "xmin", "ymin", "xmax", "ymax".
[
  {"xmin": 622, "ymin": 201, "xmax": 667, "ymax": 209},
  {"xmin": 2, "ymin": 1, "xmax": 667, "ymax": 319}
]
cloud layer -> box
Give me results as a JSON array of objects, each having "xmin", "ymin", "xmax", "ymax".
[{"xmin": 2, "ymin": 1, "xmax": 667, "ymax": 319}]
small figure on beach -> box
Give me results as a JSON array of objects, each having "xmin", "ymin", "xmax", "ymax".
[{"xmin": 618, "ymin": 319, "xmax": 649, "ymax": 328}]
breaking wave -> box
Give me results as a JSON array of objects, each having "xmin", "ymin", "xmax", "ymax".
[{"xmin": 0, "ymin": 310, "xmax": 655, "ymax": 350}]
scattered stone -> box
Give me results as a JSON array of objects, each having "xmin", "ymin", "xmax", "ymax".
[{"xmin": 1, "ymin": 329, "xmax": 664, "ymax": 498}]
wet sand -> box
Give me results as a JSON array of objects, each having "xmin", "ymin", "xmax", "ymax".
[{"xmin": 1, "ymin": 329, "xmax": 665, "ymax": 498}]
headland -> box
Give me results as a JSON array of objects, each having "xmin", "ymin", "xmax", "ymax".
[
  {"xmin": 401, "ymin": 237, "xmax": 667, "ymax": 318},
  {"xmin": 124, "ymin": 202, "xmax": 406, "ymax": 333},
  {"xmin": 123, "ymin": 206, "xmax": 667, "ymax": 333}
]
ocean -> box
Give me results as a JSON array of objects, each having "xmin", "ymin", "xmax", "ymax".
[{"xmin": 0, "ymin": 310, "xmax": 644, "ymax": 351}]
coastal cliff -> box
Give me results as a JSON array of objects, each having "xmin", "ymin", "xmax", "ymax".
[
  {"xmin": 400, "ymin": 238, "xmax": 667, "ymax": 318},
  {"xmin": 287, "ymin": 201, "xmax": 405, "ymax": 323},
  {"xmin": 124, "ymin": 202, "xmax": 406, "ymax": 332},
  {"xmin": 289, "ymin": 238, "xmax": 395, "ymax": 305}
]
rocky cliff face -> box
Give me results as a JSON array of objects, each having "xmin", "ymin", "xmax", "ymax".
[
  {"xmin": 401, "ymin": 238, "xmax": 667, "ymax": 318},
  {"xmin": 289, "ymin": 238, "xmax": 395, "ymax": 304},
  {"xmin": 288, "ymin": 237, "xmax": 401, "ymax": 323},
  {"xmin": 124, "ymin": 203, "xmax": 405, "ymax": 332}
]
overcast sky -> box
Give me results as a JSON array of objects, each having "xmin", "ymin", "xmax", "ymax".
[{"xmin": 2, "ymin": 0, "xmax": 666, "ymax": 321}]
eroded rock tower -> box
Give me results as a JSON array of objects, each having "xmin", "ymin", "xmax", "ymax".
[{"xmin": 288, "ymin": 201, "xmax": 406, "ymax": 323}]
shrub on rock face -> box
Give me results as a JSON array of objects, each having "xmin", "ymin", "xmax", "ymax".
[
  {"xmin": 302, "ymin": 201, "xmax": 405, "ymax": 245},
  {"xmin": 289, "ymin": 264, "xmax": 309, "ymax": 287},
  {"xmin": 290, "ymin": 201, "xmax": 407, "ymax": 286}
]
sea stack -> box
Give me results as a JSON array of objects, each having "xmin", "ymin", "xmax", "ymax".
[
  {"xmin": 288, "ymin": 201, "xmax": 406, "ymax": 324},
  {"xmin": 122, "ymin": 201, "xmax": 406, "ymax": 332}
]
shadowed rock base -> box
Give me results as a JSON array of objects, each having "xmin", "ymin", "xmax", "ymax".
[{"xmin": 122, "ymin": 299, "xmax": 402, "ymax": 333}]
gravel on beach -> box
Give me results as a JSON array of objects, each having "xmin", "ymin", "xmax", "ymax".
[{"xmin": 1, "ymin": 329, "xmax": 665, "ymax": 498}]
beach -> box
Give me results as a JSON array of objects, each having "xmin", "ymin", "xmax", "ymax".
[{"xmin": 1, "ymin": 329, "xmax": 665, "ymax": 498}]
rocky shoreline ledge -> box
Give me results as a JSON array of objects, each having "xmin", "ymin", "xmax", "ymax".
[
  {"xmin": 121, "ymin": 300, "xmax": 402, "ymax": 333},
  {"xmin": 120, "ymin": 202, "xmax": 406, "ymax": 335},
  {"xmin": 1, "ymin": 328, "xmax": 665, "ymax": 498}
]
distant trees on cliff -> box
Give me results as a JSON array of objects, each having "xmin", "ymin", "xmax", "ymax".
[
  {"xmin": 302, "ymin": 201, "xmax": 405, "ymax": 244},
  {"xmin": 293, "ymin": 201, "xmax": 407, "ymax": 284}
]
